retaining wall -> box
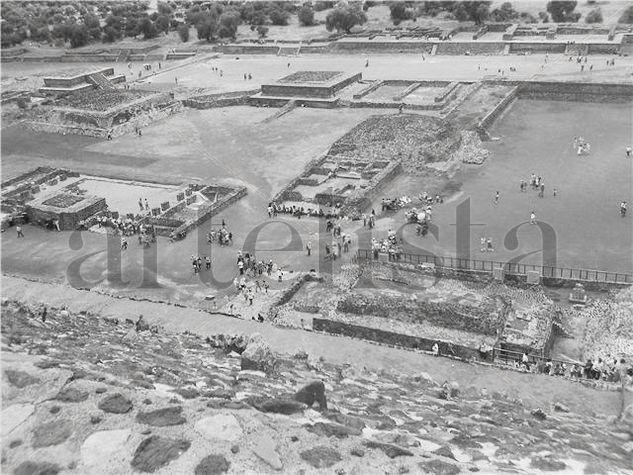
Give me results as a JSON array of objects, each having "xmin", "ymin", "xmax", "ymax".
[
  {"xmin": 353, "ymin": 81, "xmax": 384, "ymax": 100},
  {"xmin": 183, "ymin": 89, "xmax": 260, "ymax": 109},
  {"xmin": 312, "ymin": 318, "xmax": 490, "ymax": 361},
  {"xmin": 330, "ymin": 41, "xmax": 433, "ymax": 54},
  {"xmin": 436, "ymin": 42, "xmax": 505, "ymax": 55},
  {"xmin": 477, "ymin": 86, "xmax": 518, "ymax": 132},
  {"xmin": 517, "ymin": 81, "xmax": 633, "ymax": 102},
  {"xmin": 509, "ymin": 42, "xmax": 566, "ymax": 54},
  {"xmin": 165, "ymin": 186, "xmax": 247, "ymax": 237}
]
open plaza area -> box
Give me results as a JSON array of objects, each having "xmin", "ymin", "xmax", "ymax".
[{"xmin": 1, "ymin": 2, "xmax": 633, "ymax": 473}]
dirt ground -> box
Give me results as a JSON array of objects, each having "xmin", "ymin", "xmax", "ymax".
[
  {"xmin": 380, "ymin": 99, "xmax": 633, "ymax": 273},
  {"xmin": 2, "ymin": 52, "xmax": 632, "ymax": 302}
]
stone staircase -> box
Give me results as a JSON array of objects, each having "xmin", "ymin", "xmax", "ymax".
[
  {"xmin": 87, "ymin": 72, "xmax": 116, "ymax": 91},
  {"xmin": 116, "ymin": 49, "xmax": 130, "ymax": 63}
]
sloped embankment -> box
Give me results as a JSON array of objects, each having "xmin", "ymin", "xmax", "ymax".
[{"xmin": 1, "ymin": 300, "xmax": 632, "ymax": 474}]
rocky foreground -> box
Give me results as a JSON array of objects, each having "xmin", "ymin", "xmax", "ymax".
[{"xmin": 1, "ymin": 300, "xmax": 632, "ymax": 475}]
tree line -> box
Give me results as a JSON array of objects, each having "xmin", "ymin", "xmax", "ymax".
[{"xmin": 1, "ymin": 1, "xmax": 623, "ymax": 49}]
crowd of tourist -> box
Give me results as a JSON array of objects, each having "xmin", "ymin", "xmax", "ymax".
[
  {"xmin": 370, "ymin": 229, "xmax": 404, "ymax": 261},
  {"xmin": 517, "ymin": 353, "xmax": 632, "ymax": 385},
  {"xmin": 267, "ymin": 201, "xmax": 345, "ymax": 220},
  {"xmin": 206, "ymin": 225, "xmax": 233, "ymax": 246}
]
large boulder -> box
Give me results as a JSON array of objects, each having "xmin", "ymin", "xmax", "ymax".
[
  {"xmin": 56, "ymin": 387, "xmax": 89, "ymax": 403},
  {"xmin": 131, "ymin": 436, "xmax": 190, "ymax": 473},
  {"xmin": 194, "ymin": 454, "xmax": 230, "ymax": 475},
  {"xmin": 81, "ymin": 429, "xmax": 131, "ymax": 468},
  {"xmin": 14, "ymin": 461, "xmax": 61, "ymax": 475},
  {"xmin": 32, "ymin": 420, "xmax": 73, "ymax": 448},
  {"xmin": 251, "ymin": 435, "xmax": 283, "ymax": 471},
  {"xmin": 362, "ymin": 440, "xmax": 413, "ymax": 458},
  {"xmin": 294, "ymin": 381, "xmax": 327, "ymax": 411},
  {"xmin": 300, "ymin": 446, "xmax": 342, "ymax": 469},
  {"xmin": 418, "ymin": 459, "xmax": 461, "ymax": 475},
  {"xmin": 98, "ymin": 393, "xmax": 133, "ymax": 414},
  {"xmin": 305, "ymin": 422, "xmax": 362, "ymax": 439},
  {"xmin": 254, "ymin": 398, "xmax": 306, "ymax": 415},
  {"xmin": 240, "ymin": 334, "xmax": 277, "ymax": 374},
  {"xmin": 136, "ymin": 406, "xmax": 186, "ymax": 427},
  {"xmin": 194, "ymin": 414, "xmax": 242, "ymax": 441},
  {"xmin": 5, "ymin": 370, "xmax": 40, "ymax": 388}
]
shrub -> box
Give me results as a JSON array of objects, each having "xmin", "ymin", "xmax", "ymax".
[
  {"xmin": 218, "ymin": 11, "xmax": 240, "ymax": 38},
  {"xmin": 619, "ymin": 5, "xmax": 633, "ymax": 23},
  {"xmin": 585, "ymin": 8, "xmax": 602, "ymax": 23},
  {"xmin": 298, "ymin": 5, "xmax": 315, "ymax": 26},
  {"xmin": 269, "ymin": 8, "xmax": 290, "ymax": 26},
  {"xmin": 389, "ymin": 2, "xmax": 412, "ymax": 22},
  {"xmin": 177, "ymin": 23, "xmax": 189, "ymax": 42},
  {"xmin": 256, "ymin": 25, "xmax": 269, "ymax": 38},
  {"xmin": 325, "ymin": 4, "xmax": 367, "ymax": 33},
  {"xmin": 314, "ymin": 1, "xmax": 335, "ymax": 12},
  {"xmin": 546, "ymin": 1, "xmax": 578, "ymax": 22}
]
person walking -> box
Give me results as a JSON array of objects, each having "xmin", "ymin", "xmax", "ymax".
[
  {"xmin": 530, "ymin": 211, "xmax": 537, "ymax": 224},
  {"xmin": 16, "ymin": 225, "xmax": 24, "ymax": 238},
  {"xmin": 306, "ymin": 240, "xmax": 312, "ymax": 256},
  {"xmin": 494, "ymin": 191, "xmax": 500, "ymax": 205}
]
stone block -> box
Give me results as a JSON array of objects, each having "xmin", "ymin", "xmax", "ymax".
[{"xmin": 527, "ymin": 271, "xmax": 541, "ymax": 285}]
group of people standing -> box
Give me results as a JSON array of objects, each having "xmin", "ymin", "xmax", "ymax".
[{"xmin": 519, "ymin": 173, "xmax": 553, "ymax": 198}]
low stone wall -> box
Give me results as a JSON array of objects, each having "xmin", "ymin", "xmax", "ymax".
[
  {"xmin": 269, "ymin": 273, "xmax": 324, "ymax": 319},
  {"xmin": 26, "ymin": 197, "xmax": 106, "ymax": 230},
  {"xmin": 393, "ymin": 82, "xmax": 421, "ymax": 101},
  {"xmin": 330, "ymin": 41, "xmax": 433, "ymax": 54},
  {"xmin": 473, "ymin": 25, "xmax": 489, "ymax": 40},
  {"xmin": 1, "ymin": 55, "xmax": 65, "ymax": 63},
  {"xmin": 299, "ymin": 45, "xmax": 330, "ymax": 54},
  {"xmin": 361, "ymin": 254, "xmax": 632, "ymax": 290},
  {"xmin": 436, "ymin": 42, "xmax": 505, "ymax": 55},
  {"xmin": 353, "ymin": 81, "xmax": 383, "ymax": 100},
  {"xmin": 60, "ymin": 54, "xmax": 119, "ymax": 62},
  {"xmin": 336, "ymin": 292, "xmax": 506, "ymax": 336},
  {"xmin": 183, "ymin": 89, "xmax": 260, "ymax": 109},
  {"xmin": 587, "ymin": 43, "xmax": 620, "ymax": 54},
  {"xmin": 215, "ymin": 45, "xmax": 279, "ymax": 55},
  {"xmin": 171, "ymin": 186, "xmax": 247, "ymax": 237},
  {"xmin": 25, "ymin": 101, "xmax": 182, "ymax": 138},
  {"xmin": 477, "ymin": 86, "xmax": 518, "ymax": 133},
  {"xmin": 343, "ymin": 160, "xmax": 401, "ymax": 213},
  {"xmin": 517, "ymin": 81, "xmax": 633, "ymax": 102},
  {"xmin": 273, "ymin": 155, "xmax": 331, "ymax": 204},
  {"xmin": 509, "ymin": 42, "xmax": 566, "ymax": 54},
  {"xmin": 435, "ymin": 81, "xmax": 460, "ymax": 103},
  {"xmin": 312, "ymin": 318, "xmax": 490, "ymax": 361}
]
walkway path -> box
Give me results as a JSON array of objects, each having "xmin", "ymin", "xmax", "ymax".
[{"xmin": 2, "ymin": 274, "xmax": 623, "ymax": 416}]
